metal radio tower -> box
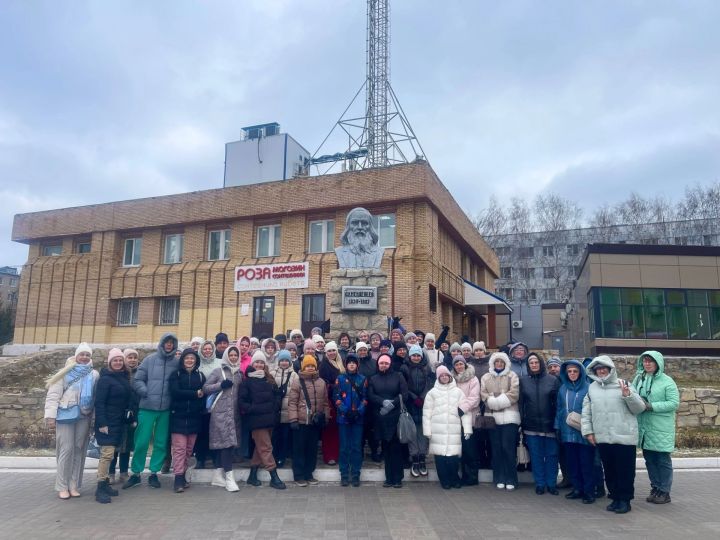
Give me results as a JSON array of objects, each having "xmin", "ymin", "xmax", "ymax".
[{"xmin": 311, "ymin": 0, "xmax": 425, "ymax": 173}]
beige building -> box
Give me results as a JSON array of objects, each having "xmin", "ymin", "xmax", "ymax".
[
  {"xmin": 10, "ymin": 162, "xmax": 508, "ymax": 350},
  {"xmin": 571, "ymin": 243, "xmax": 720, "ymax": 356}
]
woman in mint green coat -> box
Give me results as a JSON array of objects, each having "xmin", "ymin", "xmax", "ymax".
[{"xmin": 632, "ymin": 351, "xmax": 679, "ymax": 505}]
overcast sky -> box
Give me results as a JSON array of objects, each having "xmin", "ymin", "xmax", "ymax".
[{"xmin": 1, "ymin": 0, "xmax": 719, "ymax": 266}]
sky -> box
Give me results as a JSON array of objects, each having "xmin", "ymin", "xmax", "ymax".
[{"xmin": 1, "ymin": 0, "xmax": 719, "ymax": 266}]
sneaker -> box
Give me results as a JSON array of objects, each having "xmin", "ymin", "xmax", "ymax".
[
  {"xmin": 341, "ymin": 477, "xmax": 350, "ymax": 487},
  {"xmin": 505, "ymin": 484, "xmax": 515, "ymax": 491},
  {"xmin": 418, "ymin": 459, "xmax": 428, "ymax": 476},
  {"xmin": 148, "ymin": 474, "xmax": 161, "ymax": 489},
  {"xmin": 646, "ymin": 487, "xmax": 659, "ymax": 503},
  {"xmin": 410, "ymin": 463, "xmax": 420, "ymax": 478},
  {"xmin": 382, "ymin": 481, "xmax": 393, "ymax": 488},
  {"xmin": 496, "ymin": 483, "xmax": 505, "ymax": 490},
  {"xmin": 651, "ymin": 491, "xmax": 671, "ymax": 504},
  {"xmin": 547, "ymin": 487, "xmax": 559, "ymax": 496},
  {"xmin": 351, "ymin": 477, "xmax": 360, "ymax": 487},
  {"xmin": 307, "ymin": 476, "xmax": 319, "ymax": 485},
  {"xmin": 295, "ymin": 480, "xmax": 308, "ymax": 487},
  {"xmin": 122, "ymin": 474, "xmax": 141, "ymax": 490},
  {"xmin": 606, "ymin": 500, "xmax": 620, "ymax": 512}
]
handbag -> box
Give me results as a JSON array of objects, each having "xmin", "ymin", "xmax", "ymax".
[
  {"xmin": 473, "ymin": 401, "xmax": 496, "ymax": 430},
  {"xmin": 56, "ymin": 404, "xmax": 81, "ymax": 424},
  {"xmin": 206, "ymin": 368, "xmax": 226, "ymax": 412},
  {"xmin": 564, "ymin": 390, "xmax": 582, "ymax": 431},
  {"xmin": 517, "ymin": 431, "xmax": 530, "ymax": 465},
  {"xmin": 300, "ymin": 377, "xmax": 325, "ymax": 429},
  {"xmin": 396, "ymin": 395, "xmax": 416, "ymax": 444}
]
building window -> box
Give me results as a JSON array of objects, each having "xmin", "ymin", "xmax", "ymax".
[
  {"xmin": 256, "ymin": 225, "xmax": 281, "ymax": 257},
  {"xmin": 592, "ymin": 286, "xmax": 720, "ymax": 340},
  {"xmin": 545, "ymin": 288, "xmax": 557, "ymax": 302},
  {"xmin": 117, "ymin": 299, "xmax": 139, "ymax": 326},
  {"xmin": 500, "ymin": 267, "xmax": 512, "ymax": 279},
  {"xmin": 308, "ymin": 219, "xmax": 335, "ymax": 253},
  {"xmin": 543, "ymin": 267, "xmax": 555, "ymax": 279},
  {"xmin": 495, "ymin": 246, "xmax": 509, "ymax": 258},
  {"xmin": 518, "ymin": 289, "xmax": 537, "ymax": 302},
  {"xmin": 301, "ymin": 294, "xmax": 326, "ymax": 337},
  {"xmin": 76, "ymin": 240, "xmax": 91, "ymax": 254},
  {"xmin": 10, "ymin": 278, "xmax": 17, "ymax": 287},
  {"xmin": 518, "ymin": 247, "xmax": 534, "ymax": 258},
  {"xmin": 542, "ymin": 246, "xmax": 554, "ymax": 257},
  {"xmin": 158, "ymin": 297, "xmax": 180, "ymax": 325},
  {"xmin": 163, "ymin": 233, "xmax": 184, "ymax": 264},
  {"xmin": 208, "ymin": 229, "xmax": 231, "ymax": 261},
  {"xmin": 703, "ymin": 234, "xmax": 717, "ymax": 246},
  {"xmin": 123, "ymin": 238, "xmax": 142, "ymax": 266},
  {"xmin": 42, "ymin": 244, "xmax": 63, "ymax": 257},
  {"xmin": 518, "ymin": 267, "xmax": 534, "ymax": 280},
  {"xmin": 566, "ymin": 244, "xmax": 580, "ymax": 256},
  {"xmin": 429, "ymin": 284, "xmax": 437, "ymax": 313},
  {"xmin": 499, "ymin": 288, "xmax": 513, "ymax": 302},
  {"xmin": 373, "ymin": 213, "xmax": 396, "ymax": 248}
]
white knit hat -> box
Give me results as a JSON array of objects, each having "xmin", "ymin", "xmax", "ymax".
[{"xmin": 75, "ymin": 342, "xmax": 92, "ymax": 357}]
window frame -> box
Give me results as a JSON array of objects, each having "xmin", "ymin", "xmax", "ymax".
[
  {"xmin": 123, "ymin": 238, "xmax": 142, "ymax": 267},
  {"xmin": 163, "ymin": 233, "xmax": 184, "ymax": 264},
  {"xmin": 373, "ymin": 213, "xmax": 396, "ymax": 248},
  {"xmin": 116, "ymin": 298, "xmax": 139, "ymax": 326},
  {"xmin": 256, "ymin": 224, "xmax": 281, "ymax": 258},
  {"xmin": 158, "ymin": 297, "xmax": 180, "ymax": 325},
  {"xmin": 208, "ymin": 229, "xmax": 231, "ymax": 261},
  {"xmin": 308, "ymin": 219, "xmax": 335, "ymax": 254},
  {"xmin": 42, "ymin": 244, "xmax": 63, "ymax": 257}
]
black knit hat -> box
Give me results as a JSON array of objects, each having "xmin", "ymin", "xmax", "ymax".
[{"xmin": 215, "ymin": 332, "xmax": 229, "ymax": 345}]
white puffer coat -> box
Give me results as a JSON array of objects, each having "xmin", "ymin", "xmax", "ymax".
[
  {"xmin": 423, "ymin": 377, "xmax": 472, "ymax": 457},
  {"xmin": 581, "ymin": 356, "xmax": 646, "ymax": 445},
  {"xmin": 480, "ymin": 353, "xmax": 521, "ymax": 426}
]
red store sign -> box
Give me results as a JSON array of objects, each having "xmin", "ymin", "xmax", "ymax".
[{"xmin": 234, "ymin": 262, "xmax": 309, "ymax": 292}]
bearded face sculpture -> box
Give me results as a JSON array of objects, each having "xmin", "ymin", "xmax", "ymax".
[{"xmin": 335, "ymin": 207, "xmax": 384, "ymax": 268}]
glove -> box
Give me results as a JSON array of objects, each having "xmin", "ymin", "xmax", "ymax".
[
  {"xmin": 414, "ymin": 398, "xmax": 423, "ymax": 408},
  {"xmin": 382, "ymin": 399, "xmax": 394, "ymax": 409},
  {"xmin": 442, "ymin": 325, "xmax": 450, "ymax": 332},
  {"xmin": 457, "ymin": 408, "xmax": 465, "ymax": 417},
  {"xmin": 220, "ymin": 379, "xmax": 233, "ymax": 390},
  {"xmin": 290, "ymin": 421, "xmax": 299, "ymax": 431},
  {"xmin": 379, "ymin": 406, "xmax": 391, "ymax": 416},
  {"xmin": 464, "ymin": 433, "xmax": 471, "ymax": 440}
]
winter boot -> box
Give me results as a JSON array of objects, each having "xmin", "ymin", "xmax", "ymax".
[
  {"xmin": 614, "ymin": 500, "xmax": 631, "ymax": 514},
  {"xmin": 410, "ymin": 456, "xmax": 420, "ymax": 478},
  {"xmin": 341, "ymin": 475, "xmax": 350, "ymax": 487},
  {"xmin": 174, "ymin": 475, "xmax": 185, "ymax": 493},
  {"xmin": 121, "ymin": 474, "xmax": 141, "ymax": 489},
  {"xmin": 211, "ymin": 468, "xmax": 226, "ymax": 487},
  {"xmin": 351, "ymin": 476, "xmax": 361, "ymax": 487},
  {"xmin": 246, "ymin": 466, "xmax": 262, "ymax": 487},
  {"xmin": 102, "ymin": 479, "xmax": 119, "ymax": 497},
  {"xmin": 418, "ymin": 455, "xmax": 428, "ymax": 476},
  {"xmin": 269, "ymin": 469, "xmax": 286, "ymax": 490},
  {"xmin": 182, "ymin": 472, "xmax": 190, "ymax": 489},
  {"xmin": 224, "ymin": 471, "xmax": 240, "ymax": 492},
  {"xmin": 95, "ymin": 480, "xmax": 111, "ymax": 504}
]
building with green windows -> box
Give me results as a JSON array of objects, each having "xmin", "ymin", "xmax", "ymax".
[{"xmin": 571, "ymin": 243, "xmax": 720, "ymax": 356}]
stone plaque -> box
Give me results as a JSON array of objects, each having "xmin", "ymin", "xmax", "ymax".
[{"xmin": 341, "ymin": 286, "xmax": 378, "ymax": 311}]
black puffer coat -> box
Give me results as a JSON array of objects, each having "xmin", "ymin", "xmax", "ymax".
[
  {"xmin": 519, "ymin": 358, "xmax": 560, "ymax": 433},
  {"xmin": 238, "ymin": 368, "xmax": 281, "ymax": 431},
  {"xmin": 169, "ymin": 351, "xmax": 206, "ymax": 435},
  {"xmin": 94, "ymin": 368, "xmax": 132, "ymax": 446},
  {"xmin": 368, "ymin": 368, "xmax": 408, "ymax": 441},
  {"xmin": 400, "ymin": 357, "xmax": 434, "ymax": 423}
]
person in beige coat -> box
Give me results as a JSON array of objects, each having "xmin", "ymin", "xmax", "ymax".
[
  {"xmin": 44, "ymin": 343, "xmax": 100, "ymax": 499},
  {"xmin": 480, "ymin": 352, "xmax": 520, "ymax": 490}
]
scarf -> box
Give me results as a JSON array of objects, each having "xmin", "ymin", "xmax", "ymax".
[
  {"xmin": 65, "ymin": 364, "xmax": 94, "ymax": 413},
  {"xmin": 327, "ymin": 354, "xmax": 346, "ymax": 374}
]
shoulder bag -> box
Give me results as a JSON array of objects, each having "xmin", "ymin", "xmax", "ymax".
[{"xmin": 396, "ymin": 394, "xmax": 416, "ymax": 444}]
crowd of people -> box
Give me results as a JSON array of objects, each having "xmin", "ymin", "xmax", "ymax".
[{"xmin": 44, "ymin": 326, "xmax": 679, "ymax": 514}]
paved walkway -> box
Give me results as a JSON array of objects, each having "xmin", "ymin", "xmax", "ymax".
[{"xmin": 0, "ymin": 469, "xmax": 718, "ymax": 539}]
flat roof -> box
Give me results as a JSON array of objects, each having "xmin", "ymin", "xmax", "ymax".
[{"xmin": 579, "ymin": 242, "xmax": 720, "ymax": 273}]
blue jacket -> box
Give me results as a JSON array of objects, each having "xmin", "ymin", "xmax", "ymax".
[
  {"xmin": 555, "ymin": 359, "xmax": 590, "ymax": 445},
  {"xmin": 333, "ymin": 373, "xmax": 368, "ymax": 425}
]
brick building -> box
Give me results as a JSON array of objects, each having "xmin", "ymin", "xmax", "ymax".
[
  {"xmin": 10, "ymin": 162, "xmax": 504, "ymax": 349},
  {"xmin": 0, "ymin": 266, "xmax": 20, "ymax": 309}
]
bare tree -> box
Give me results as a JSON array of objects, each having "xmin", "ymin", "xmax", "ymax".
[
  {"xmin": 533, "ymin": 193, "xmax": 583, "ymax": 232},
  {"xmin": 507, "ymin": 197, "xmax": 532, "ymax": 235},
  {"xmin": 472, "ymin": 194, "xmax": 508, "ymax": 237}
]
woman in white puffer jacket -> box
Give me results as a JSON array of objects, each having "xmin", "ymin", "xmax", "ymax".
[{"xmin": 423, "ymin": 366, "xmax": 472, "ymax": 489}]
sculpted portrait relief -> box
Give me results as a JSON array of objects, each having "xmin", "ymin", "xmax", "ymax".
[{"xmin": 335, "ymin": 207, "xmax": 385, "ymax": 268}]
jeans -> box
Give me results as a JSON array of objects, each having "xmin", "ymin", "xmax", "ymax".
[
  {"xmin": 525, "ymin": 434, "xmax": 559, "ymax": 489},
  {"xmin": 643, "ymin": 449, "xmax": 673, "ymax": 493},
  {"xmin": 488, "ymin": 423, "xmax": 518, "ymax": 486},
  {"xmin": 435, "ymin": 455, "xmax": 461, "ymax": 488},
  {"xmin": 598, "ymin": 443, "xmax": 636, "ymax": 502},
  {"xmin": 564, "ymin": 442, "xmax": 595, "ymax": 496},
  {"xmin": 338, "ymin": 423, "xmax": 364, "ymax": 479}
]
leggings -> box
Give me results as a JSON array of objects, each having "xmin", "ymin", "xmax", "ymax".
[{"xmin": 215, "ymin": 447, "xmax": 234, "ymax": 473}]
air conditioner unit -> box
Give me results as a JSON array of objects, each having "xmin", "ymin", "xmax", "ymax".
[{"xmin": 512, "ymin": 320, "xmax": 523, "ymax": 329}]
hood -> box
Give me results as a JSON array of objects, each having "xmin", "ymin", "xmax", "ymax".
[
  {"xmin": 221, "ymin": 345, "xmax": 241, "ymax": 368},
  {"xmin": 262, "ymin": 337, "xmax": 279, "ymax": 356},
  {"xmin": 508, "ymin": 341, "xmax": 528, "ymax": 361},
  {"xmin": 636, "ymin": 350, "xmax": 665, "ymax": 376},
  {"xmin": 526, "ymin": 352, "xmax": 547, "ymax": 377},
  {"xmin": 157, "ymin": 332, "xmax": 178, "ymax": 360},
  {"xmin": 559, "ymin": 359, "xmax": 586, "ymax": 388},
  {"xmin": 488, "ymin": 352, "xmax": 511, "ymax": 377},
  {"xmin": 453, "ymin": 363, "xmax": 476, "ymax": 383},
  {"xmin": 586, "ymin": 355, "xmax": 618, "ymax": 384},
  {"xmin": 179, "ymin": 348, "xmax": 201, "ymax": 372},
  {"xmin": 251, "ymin": 349, "xmax": 267, "ymax": 365},
  {"xmin": 198, "ymin": 340, "xmax": 216, "ymax": 363}
]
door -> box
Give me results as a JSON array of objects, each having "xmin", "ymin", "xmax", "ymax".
[
  {"xmin": 301, "ymin": 294, "xmax": 326, "ymax": 337},
  {"xmin": 252, "ymin": 296, "xmax": 275, "ymax": 338},
  {"xmin": 551, "ymin": 335, "xmax": 565, "ymax": 356}
]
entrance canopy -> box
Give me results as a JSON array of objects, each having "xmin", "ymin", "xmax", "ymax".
[{"xmin": 463, "ymin": 279, "xmax": 513, "ymax": 315}]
